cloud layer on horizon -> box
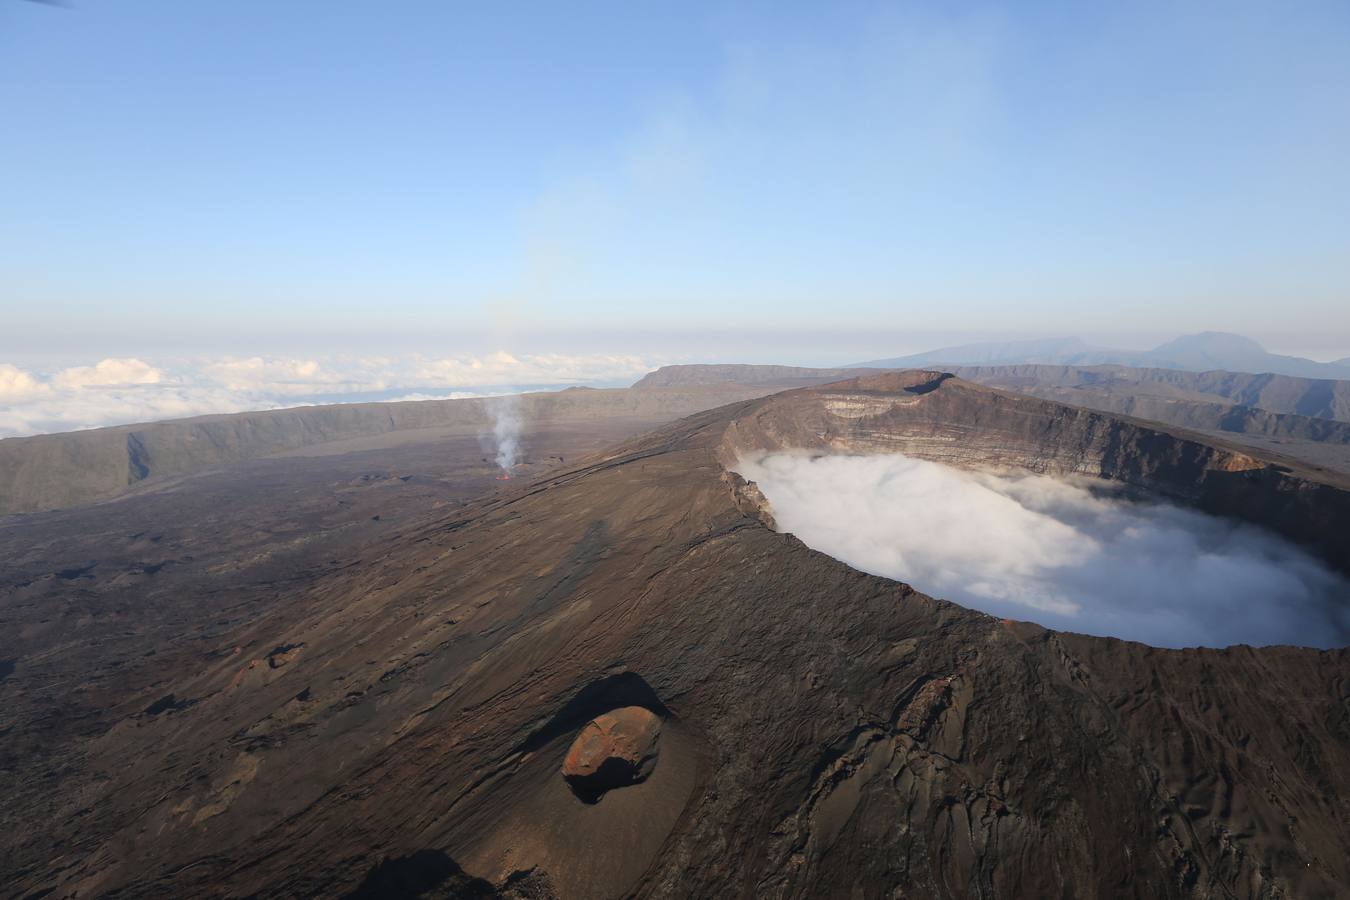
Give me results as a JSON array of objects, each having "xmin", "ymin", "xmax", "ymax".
[
  {"xmin": 0, "ymin": 351, "xmax": 659, "ymax": 438},
  {"xmin": 736, "ymin": 452, "xmax": 1349, "ymax": 649}
]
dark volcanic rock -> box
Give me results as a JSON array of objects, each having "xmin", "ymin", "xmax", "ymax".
[
  {"xmin": 642, "ymin": 361, "xmax": 1350, "ymax": 473},
  {"xmin": 0, "ymin": 383, "xmax": 781, "ymax": 515},
  {"xmin": 343, "ymin": 849, "xmax": 500, "ymax": 899},
  {"xmin": 720, "ymin": 370, "xmax": 1350, "ymax": 571},
  {"xmin": 561, "ymin": 706, "xmax": 661, "ymax": 800},
  {"xmin": 2, "ymin": 372, "xmax": 1348, "ymax": 899}
]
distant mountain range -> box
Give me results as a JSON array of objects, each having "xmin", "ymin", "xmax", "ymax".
[{"xmin": 853, "ymin": 332, "xmax": 1350, "ymax": 379}]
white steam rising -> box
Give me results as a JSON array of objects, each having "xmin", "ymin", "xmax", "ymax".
[
  {"xmin": 487, "ymin": 394, "xmax": 522, "ymax": 472},
  {"xmin": 736, "ymin": 452, "xmax": 1350, "ymax": 649}
]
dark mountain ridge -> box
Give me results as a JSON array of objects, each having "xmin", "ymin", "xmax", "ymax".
[
  {"xmin": 637, "ymin": 362, "xmax": 1350, "ymax": 475},
  {"xmin": 0, "ymin": 383, "xmax": 775, "ymax": 516},
  {"xmin": 637, "ymin": 361, "xmax": 1350, "ymax": 422}
]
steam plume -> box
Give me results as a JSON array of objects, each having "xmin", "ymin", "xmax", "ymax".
[
  {"xmin": 487, "ymin": 393, "xmax": 522, "ymax": 474},
  {"xmin": 735, "ymin": 452, "xmax": 1350, "ymax": 649}
]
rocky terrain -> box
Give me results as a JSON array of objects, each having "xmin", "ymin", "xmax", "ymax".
[
  {"xmin": 10, "ymin": 357, "xmax": 1345, "ymax": 519},
  {"xmin": 721, "ymin": 371, "xmax": 1350, "ymax": 570},
  {"xmin": 955, "ymin": 364, "xmax": 1350, "ymax": 425},
  {"xmin": 2, "ymin": 371, "xmax": 1348, "ymax": 898},
  {"xmin": 637, "ymin": 362, "xmax": 1350, "ymax": 423},
  {"xmin": 638, "ymin": 363, "xmax": 1350, "ymax": 475},
  {"xmin": 0, "ymin": 383, "xmax": 775, "ymax": 516}
]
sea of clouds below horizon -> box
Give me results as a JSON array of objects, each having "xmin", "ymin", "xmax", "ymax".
[{"xmin": 0, "ymin": 352, "xmax": 663, "ymax": 438}]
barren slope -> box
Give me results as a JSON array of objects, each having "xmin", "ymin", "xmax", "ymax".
[
  {"xmin": 0, "ymin": 384, "xmax": 775, "ymax": 516},
  {"xmin": 2, "ymin": 373, "xmax": 1348, "ymax": 899}
]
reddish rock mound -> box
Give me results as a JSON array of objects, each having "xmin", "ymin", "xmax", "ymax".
[{"xmin": 561, "ymin": 706, "xmax": 661, "ymax": 801}]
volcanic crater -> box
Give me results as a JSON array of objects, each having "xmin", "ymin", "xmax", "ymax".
[{"xmin": 3, "ymin": 371, "xmax": 1349, "ymax": 899}]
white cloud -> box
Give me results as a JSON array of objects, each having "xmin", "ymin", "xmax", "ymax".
[
  {"xmin": 197, "ymin": 356, "xmax": 383, "ymax": 395},
  {"xmin": 0, "ymin": 386, "xmax": 281, "ymax": 437},
  {"xmin": 736, "ymin": 452, "xmax": 1349, "ymax": 649},
  {"xmin": 51, "ymin": 357, "xmax": 162, "ymax": 389},
  {"xmin": 0, "ymin": 364, "xmax": 47, "ymax": 399},
  {"xmin": 408, "ymin": 352, "xmax": 654, "ymax": 388},
  {"xmin": 0, "ymin": 351, "xmax": 663, "ymax": 438}
]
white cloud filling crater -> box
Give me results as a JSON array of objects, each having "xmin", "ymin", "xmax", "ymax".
[{"xmin": 735, "ymin": 452, "xmax": 1350, "ymax": 649}]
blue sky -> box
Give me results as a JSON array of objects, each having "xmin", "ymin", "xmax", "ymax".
[{"xmin": 2, "ymin": 0, "xmax": 1349, "ymax": 362}]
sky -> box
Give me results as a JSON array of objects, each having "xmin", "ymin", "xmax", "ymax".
[{"xmin": 2, "ymin": 1, "xmax": 1350, "ymax": 432}]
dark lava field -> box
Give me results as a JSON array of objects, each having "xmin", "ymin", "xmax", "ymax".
[{"xmin": 2, "ymin": 373, "xmax": 1349, "ymax": 899}]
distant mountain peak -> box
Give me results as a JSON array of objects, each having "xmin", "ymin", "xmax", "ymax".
[
  {"xmin": 1151, "ymin": 331, "xmax": 1267, "ymax": 353},
  {"xmin": 851, "ymin": 331, "xmax": 1350, "ymax": 380}
]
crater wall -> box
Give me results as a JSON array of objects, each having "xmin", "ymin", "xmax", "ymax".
[{"xmin": 719, "ymin": 371, "xmax": 1350, "ymax": 573}]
